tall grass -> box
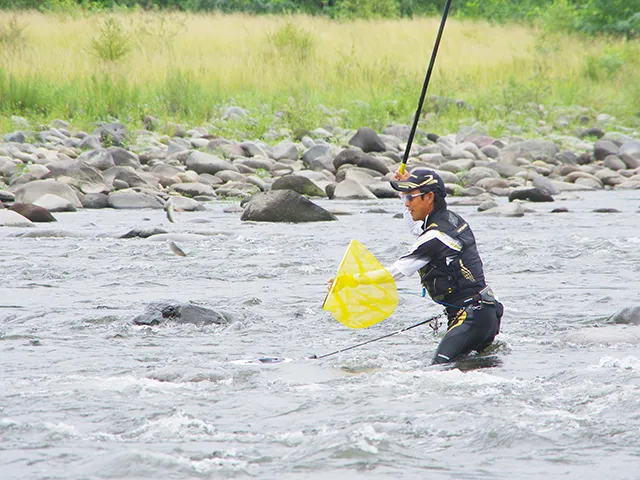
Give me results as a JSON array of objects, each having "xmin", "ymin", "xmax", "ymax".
[{"xmin": 0, "ymin": 11, "xmax": 638, "ymax": 139}]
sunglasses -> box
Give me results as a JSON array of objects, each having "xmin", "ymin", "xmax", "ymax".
[{"xmin": 401, "ymin": 192, "xmax": 425, "ymax": 202}]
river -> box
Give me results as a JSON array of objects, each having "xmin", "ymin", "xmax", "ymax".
[{"xmin": 1, "ymin": 190, "xmax": 639, "ymax": 479}]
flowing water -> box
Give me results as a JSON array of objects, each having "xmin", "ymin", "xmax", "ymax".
[{"xmin": 1, "ymin": 191, "xmax": 639, "ymax": 480}]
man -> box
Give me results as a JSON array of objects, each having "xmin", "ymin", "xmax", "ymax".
[{"xmin": 387, "ymin": 168, "xmax": 503, "ymax": 364}]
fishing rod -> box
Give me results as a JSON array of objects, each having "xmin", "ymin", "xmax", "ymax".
[
  {"xmin": 309, "ymin": 314, "xmax": 442, "ymax": 360},
  {"xmin": 399, "ymin": 0, "xmax": 453, "ymax": 174}
]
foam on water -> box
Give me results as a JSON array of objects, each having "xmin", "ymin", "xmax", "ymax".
[{"xmin": 2, "ymin": 191, "xmax": 640, "ymax": 480}]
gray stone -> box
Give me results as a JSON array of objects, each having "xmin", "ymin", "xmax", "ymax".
[
  {"xmin": 186, "ymin": 151, "xmax": 238, "ymax": 175},
  {"xmin": 532, "ymin": 175, "xmax": 560, "ymax": 195},
  {"xmin": 302, "ymin": 145, "xmax": 331, "ymax": 167},
  {"xmin": 0, "ymin": 209, "xmax": 34, "ymax": 227},
  {"xmin": 33, "ymin": 194, "xmax": 77, "ymax": 212},
  {"xmin": 12, "ymin": 179, "xmax": 82, "ymax": 208},
  {"xmin": 367, "ymin": 181, "xmax": 398, "ymax": 199},
  {"xmin": 241, "ymin": 190, "xmax": 336, "ymax": 223},
  {"xmin": 108, "ymin": 189, "xmax": 165, "ymax": 209},
  {"xmin": 271, "ymin": 175, "xmax": 326, "ymax": 197},
  {"xmin": 170, "ymin": 182, "xmax": 217, "ymax": 198},
  {"xmin": 481, "ymin": 203, "xmax": 525, "ymax": 217},
  {"xmin": 333, "ymin": 149, "xmax": 390, "ymax": 175},
  {"xmin": 133, "ymin": 301, "xmax": 230, "ymax": 326},
  {"xmin": 80, "ymin": 193, "xmax": 109, "ymax": 209},
  {"xmin": 333, "ymin": 179, "xmax": 378, "ymax": 199},
  {"xmin": 271, "ymin": 141, "xmax": 299, "ymax": 161},
  {"xmin": 509, "ymin": 187, "xmax": 554, "ymax": 203},
  {"xmin": 603, "ymin": 155, "xmax": 627, "ymax": 171},
  {"xmin": 461, "ymin": 167, "xmax": 501, "ymax": 186},
  {"xmin": 594, "ymin": 140, "xmax": 619, "ymax": 161},
  {"xmin": 348, "ymin": 127, "xmax": 386, "ymax": 153},
  {"xmin": 107, "ymin": 147, "xmax": 141, "ymax": 168},
  {"xmin": 608, "ymin": 306, "xmax": 640, "ymax": 325}
]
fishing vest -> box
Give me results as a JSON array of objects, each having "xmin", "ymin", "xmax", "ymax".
[{"xmin": 418, "ymin": 209, "xmax": 486, "ymax": 307}]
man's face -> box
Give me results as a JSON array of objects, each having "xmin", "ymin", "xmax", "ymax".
[{"xmin": 403, "ymin": 189, "xmax": 434, "ymax": 221}]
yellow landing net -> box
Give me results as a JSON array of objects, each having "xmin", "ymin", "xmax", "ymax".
[{"xmin": 322, "ymin": 239, "xmax": 398, "ymax": 329}]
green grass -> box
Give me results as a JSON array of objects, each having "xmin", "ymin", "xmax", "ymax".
[{"xmin": 0, "ymin": 11, "xmax": 638, "ymax": 142}]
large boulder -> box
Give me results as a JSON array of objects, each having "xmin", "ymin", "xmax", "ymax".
[
  {"xmin": 0, "ymin": 209, "xmax": 34, "ymax": 227},
  {"xmin": 11, "ymin": 179, "xmax": 82, "ymax": 208},
  {"xmin": 241, "ymin": 190, "xmax": 337, "ymax": 223},
  {"xmin": 271, "ymin": 175, "xmax": 326, "ymax": 197},
  {"xmin": 348, "ymin": 127, "xmax": 386, "ymax": 153},
  {"xmin": 33, "ymin": 194, "xmax": 77, "ymax": 212},
  {"xmin": 9, "ymin": 203, "xmax": 57, "ymax": 222}
]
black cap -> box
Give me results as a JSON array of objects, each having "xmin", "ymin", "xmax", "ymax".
[{"xmin": 390, "ymin": 169, "xmax": 447, "ymax": 198}]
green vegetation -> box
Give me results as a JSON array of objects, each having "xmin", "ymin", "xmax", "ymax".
[
  {"xmin": 0, "ymin": 10, "xmax": 638, "ymax": 140},
  {"xmin": 1, "ymin": 1, "xmax": 639, "ymax": 37}
]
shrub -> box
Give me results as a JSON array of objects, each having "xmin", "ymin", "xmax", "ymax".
[
  {"xmin": 89, "ymin": 16, "xmax": 132, "ymax": 62},
  {"xmin": 266, "ymin": 21, "xmax": 316, "ymax": 63}
]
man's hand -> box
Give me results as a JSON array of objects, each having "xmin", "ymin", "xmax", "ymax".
[{"xmin": 393, "ymin": 169, "xmax": 410, "ymax": 181}]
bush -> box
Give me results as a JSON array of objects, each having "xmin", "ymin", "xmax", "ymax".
[
  {"xmin": 89, "ymin": 16, "xmax": 132, "ymax": 62},
  {"xmin": 266, "ymin": 21, "xmax": 316, "ymax": 63}
]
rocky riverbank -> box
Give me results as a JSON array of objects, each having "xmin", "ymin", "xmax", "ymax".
[{"xmin": 1, "ymin": 113, "xmax": 639, "ymax": 226}]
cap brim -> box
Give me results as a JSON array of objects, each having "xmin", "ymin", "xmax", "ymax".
[{"xmin": 390, "ymin": 181, "xmax": 414, "ymax": 192}]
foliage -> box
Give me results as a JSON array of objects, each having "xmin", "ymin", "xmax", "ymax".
[
  {"xmin": 266, "ymin": 21, "xmax": 316, "ymax": 63},
  {"xmin": 0, "ymin": 14, "xmax": 27, "ymax": 54},
  {"xmin": 89, "ymin": 16, "xmax": 132, "ymax": 62}
]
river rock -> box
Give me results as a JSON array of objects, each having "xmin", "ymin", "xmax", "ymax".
[
  {"xmin": 120, "ymin": 227, "xmax": 168, "ymax": 239},
  {"xmin": 80, "ymin": 193, "xmax": 109, "ymax": 209},
  {"xmin": 0, "ymin": 190, "xmax": 16, "ymax": 203},
  {"xmin": 603, "ymin": 155, "xmax": 627, "ymax": 171},
  {"xmin": 133, "ymin": 301, "xmax": 229, "ymax": 326},
  {"xmin": 0, "ymin": 209, "xmax": 34, "ymax": 227},
  {"xmin": 348, "ymin": 127, "xmax": 386, "ymax": 153},
  {"xmin": 508, "ymin": 187, "xmax": 554, "ymax": 203},
  {"xmin": 367, "ymin": 181, "xmax": 399, "ymax": 199},
  {"xmin": 107, "ymin": 189, "xmax": 165, "ymax": 209},
  {"xmin": 503, "ymin": 139, "xmax": 560, "ymax": 159},
  {"xmin": 9, "ymin": 203, "xmax": 57, "ymax": 222},
  {"xmin": 107, "ymin": 147, "xmax": 141, "ymax": 168},
  {"xmin": 332, "ymin": 179, "xmax": 378, "ymax": 199},
  {"xmin": 271, "ymin": 141, "xmax": 299, "ymax": 161},
  {"xmin": 166, "ymin": 195, "xmax": 206, "ymax": 212},
  {"xmin": 33, "ymin": 194, "xmax": 77, "ymax": 212},
  {"xmin": 302, "ymin": 145, "xmax": 331, "ymax": 168},
  {"xmin": 186, "ymin": 151, "xmax": 238, "ymax": 175},
  {"xmin": 92, "ymin": 122, "xmax": 128, "ymax": 147},
  {"xmin": 271, "ymin": 175, "xmax": 326, "ymax": 197},
  {"xmin": 333, "ymin": 149, "xmax": 390, "ymax": 176},
  {"xmin": 594, "ymin": 140, "xmax": 619, "ymax": 161},
  {"xmin": 11, "ymin": 179, "xmax": 82, "ymax": 208},
  {"xmin": 462, "ymin": 167, "xmax": 501, "ymax": 186},
  {"xmin": 532, "ymin": 175, "xmax": 560, "ymax": 195},
  {"xmin": 241, "ymin": 190, "xmax": 336, "ymax": 223},
  {"xmin": 608, "ymin": 306, "xmax": 640, "ymax": 325},
  {"xmin": 171, "ymin": 182, "xmax": 217, "ymax": 198},
  {"xmin": 481, "ymin": 203, "xmax": 525, "ymax": 217}
]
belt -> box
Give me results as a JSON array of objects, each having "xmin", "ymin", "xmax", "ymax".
[{"xmin": 460, "ymin": 286, "xmax": 497, "ymax": 306}]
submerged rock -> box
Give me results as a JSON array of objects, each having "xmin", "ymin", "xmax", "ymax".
[
  {"xmin": 133, "ymin": 301, "xmax": 230, "ymax": 326},
  {"xmin": 608, "ymin": 306, "xmax": 640, "ymax": 325}
]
